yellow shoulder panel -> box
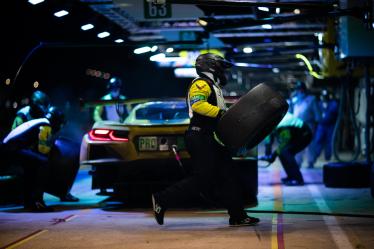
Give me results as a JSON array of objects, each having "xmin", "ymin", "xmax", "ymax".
[
  {"xmin": 38, "ymin": 125, "xmax": 52, "ymax": 154},
  {"xmin": 189, "ymin": 79, "xmax": 220, "ymax": 118}
]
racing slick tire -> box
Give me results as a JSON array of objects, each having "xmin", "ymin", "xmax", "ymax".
[
  {"xmin": 46, "ymin": 137, "xmax": 80, "ymax": 198},
  {"xmin": 217, "ymin": 83, "xmax": 288, "ymax": 149},
  {"xmin": 323, "ymin": 161, "xmax": 370, "ymax": 188}
]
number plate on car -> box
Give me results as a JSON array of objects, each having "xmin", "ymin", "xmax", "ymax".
[{"xmin": 139, "ymin": 136, "xmax": 158, "ymax": 151}]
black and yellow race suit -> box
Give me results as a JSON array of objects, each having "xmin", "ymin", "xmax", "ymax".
[
  {"xmin": 187, "ymin": 77, "xmax": 226, "ymax": 131},
  {"xmin": 156, "ymin": 76, "xmax": 248, "ymax": 220}
]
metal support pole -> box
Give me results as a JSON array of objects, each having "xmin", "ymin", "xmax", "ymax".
[{"xmin": 364, "ymin": 62, "xmax": 372, "ymax": 164}]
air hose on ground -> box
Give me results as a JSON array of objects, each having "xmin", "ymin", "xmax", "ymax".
[{"xmin": 331, "ymin": 75, "xmax": 361, "ymax": 162}]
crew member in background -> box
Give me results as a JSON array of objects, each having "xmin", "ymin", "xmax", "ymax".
[
  {"xmin": 151, "ymin": 53, "xmax": 260, "ymax": 227},
  {"xmin": 289, "ymin": 81, "xmax": 321, "ymax": 168},
  {"xmin": 263, "ymin": 112, "xmax": 312, "ymax": 186},
  {"xmin": 3, "ymin": 107, "xmax": 66, "ymax": 212},
  {"xmin": 93, "ymin": 77, "xmax": 128, "ymax": 123},
  {"xmin": 310, "ymin": 89, "xmax": 338, "ymax": 166},
  {"xmin": 12, "ymin": 90, "xmax": 50, "ymax": 129},
  {"xmin": 12, "ymin": 91, "xmax": 79, "ymax": 202}
]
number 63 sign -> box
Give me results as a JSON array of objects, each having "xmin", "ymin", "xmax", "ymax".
[{"xmin": 144, "ymin": 0, "xmax": 171, "ymax": 19}]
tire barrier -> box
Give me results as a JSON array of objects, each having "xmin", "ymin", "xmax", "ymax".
[{"xmin": 323, "ymin": 161, "xmax": 371, "ymax": 188}]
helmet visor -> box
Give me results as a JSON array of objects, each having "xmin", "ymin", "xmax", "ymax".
[{"xmin": 218, "ymin": 59, "xmax": 234, "ymax": 69}]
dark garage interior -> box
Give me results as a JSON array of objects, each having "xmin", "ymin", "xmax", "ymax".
[{"xmin": 0, "ymin": 0, "xmax": 374, "ymax": 248}]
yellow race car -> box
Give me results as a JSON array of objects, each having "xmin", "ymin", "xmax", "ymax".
[{"xmin": 80, "ymin": 98, "xmax": 257, "ymax": 200}]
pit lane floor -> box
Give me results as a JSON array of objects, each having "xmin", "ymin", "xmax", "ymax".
[{"xmin": 1, "ymin": 160, "xmax": 374, "ymax": 249}]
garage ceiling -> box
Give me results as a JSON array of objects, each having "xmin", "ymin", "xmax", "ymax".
[
  {"xmin": 7, "ymin": 0, "xmax": 371, "ymax": 92},
  {"xmin": 80, "ymin": 0, "xmax": 339, "ymax": 90}
]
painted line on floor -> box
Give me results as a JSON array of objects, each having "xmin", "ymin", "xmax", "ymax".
[
  {"xmin": 51, "ymin": 214, "xmax": 78, "ymax": 225},
  {"xmin": 1, "ymin": 229, "xmax": 48, "ymax": 249},
  {"xmin": 1, "ymin": 212, "xmax": 82, "ymax": 249},
  {"xmin": 307, "ymin": 184, "xmax": 354, "ymax": 249},
  {"xmin": 271, "ymin": 169, "xmax": 285, "ymax": 249}
]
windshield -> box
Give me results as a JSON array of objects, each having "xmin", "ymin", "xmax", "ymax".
[{"xmin": 135, "ymin": 106, "xmax": 189, "ymax": 120}]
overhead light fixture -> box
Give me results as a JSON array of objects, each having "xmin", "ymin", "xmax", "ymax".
[
  {"xmin": 261, "ymin": 24, "xmax": 272, "ymax": 29},
  {"xmin": 243, "ymin": 47, "xmax": 253, "ymax": 53},
  {"xmin": 97, "ymin": 32, "xmax": 110, "ymax": 38},
  {"xmin": 258, "ymin": 7, "xmax": 269, "ymax": 12},
  {"xmin": 272, "ymin": 68, "xmax": 280, "ymax": 73},
  {"xmin": 197, "ymin": 18, "xmax": 208, "ymax": 27},
  {"xmin": 54, "ymin": 10, "xmax": 69, "ymax": 18},
  {"xmin": 234, "ymin": 62, "xmax": 272, "ymax": 68},
  {"xmin": 166, "ymin": 47, "xmax": 174, "ymax": 53},
  {"xmin": 151, "ymin": 46, "xmax": 158, "ymax": 52},
  {"xmin": 276, "ymin": 8, "xmax": 281, "ymax": 14},
  {"xmin": 150, "ymin": 53, "xmax": 165, "ymax": 61},
  {"xmin": 28, "ymin": 0, "xmax": 45, "ymax": 5},
  {"xmin": 134, "ymin": 46, "xmax": 152, "ymax": 54},
  {"xmin": 114, "ymin": 39, "xmax": 124, "ymax": 43},
  {"xmin": 294, "ymin": 9, "xmax": 301, "ymax": 14},
  {"xmin": 81, "ymin": 24, "xmax": 94, "ymax": 31}
]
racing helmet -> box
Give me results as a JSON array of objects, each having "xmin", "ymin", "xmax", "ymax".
[
  {"xmin": 45, "ymin": 106, "xmax": 66, "ymax": 131},
  {"xmin": 30, "ymin": 90, "xmax": 50, "ymax": 118},
  {"xmin": 107, "ymin": 77, "xmax": 123, "ymax": 91},
  {"xmin": 195, "ymin": 53, "xmax": 234, "ymax": 86}
]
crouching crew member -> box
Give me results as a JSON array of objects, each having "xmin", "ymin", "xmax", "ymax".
[
  {"xmin": 3, "ymin": 107, "xmax": 66, "ymax": 212},
  {"xmin": 264, "ymin": 112, "xmax": 312, "ymax": 186},
  {"xmin": 11, "ymin": 91, "xmax": 79, "ymax": 202},
  {"xmin": 151, "ymin": 53, "xmax": 260, "ymax": 227}
]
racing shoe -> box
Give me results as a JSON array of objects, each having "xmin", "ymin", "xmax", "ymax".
[
  {"xmin": 229, "ymin": 216, "xmax": 260, "ymax": 227},
  {"xmin": 152, "ymin": 194, "xmax": 165, "ymax": 225}
]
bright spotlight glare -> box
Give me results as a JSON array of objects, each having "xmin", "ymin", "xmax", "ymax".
[
  {"xmin": 134, "ymin": 46, "xmax": 152, "ymax": 54},
  {"xmin": 151, "ymin": 46, "xmax": 158, "ymax": 52},
  {"xmin": 54, "ymin": 10, "xmax": 69, "ymax": 17},
  {"xmin": 97, "ymin": 32, "xmax": 110, "ymax": 38},
  {"xmin": 150, "ymin": 53, "xmax": 165, "ymax": 61},
  {"xmin": 28, "ymin": 0, "xmax": 45, "ymax": 5},
  {"xmin": 81, "ymin": 24, "xmax": 94, "ymax": 31},
  {"xmin": 258, "ymin": 7, "xmax": 269, "ymax": 12},
  {"xmin": 272, "ymin": 68, "xmax": 280, "ymax": 73},
  {"xmin": 261, "ymin": 24, "xmax": 272, "ymax": 29},
  {"xmin": 115, "ymin": 39, "xmax": 124, "ymax": 43},
  {"xmin": 197, "ymin": 19, "xmax": 208, "ymax": 26},
  {"xmin": 166, "ymin": 47, "xmax": 174, "ymax": 53},
  {"xmin": 243, "ymin": 47, "xmax": 253, "ymax": 53}
]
